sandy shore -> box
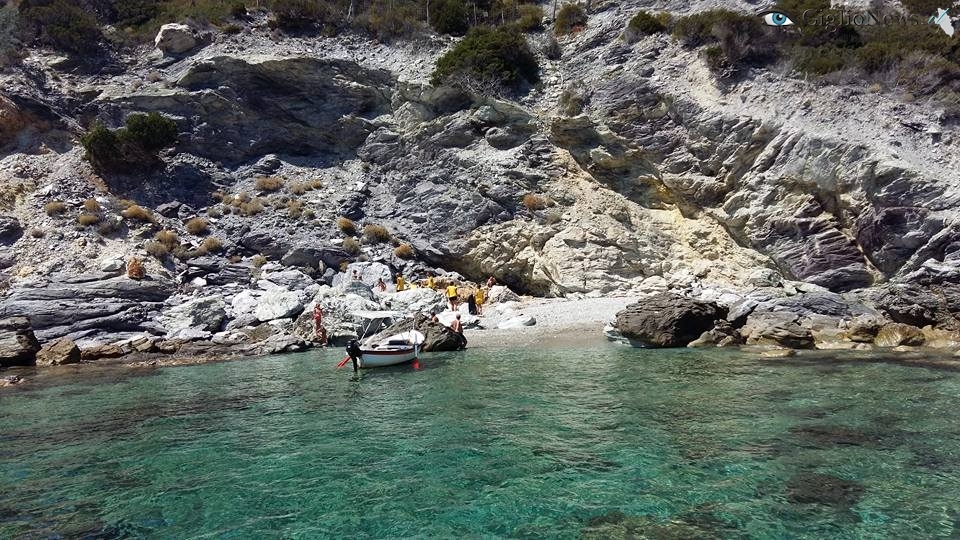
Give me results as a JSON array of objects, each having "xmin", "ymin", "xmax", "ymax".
[{"xmin": 464, "ymin": 296, "xmax": 635, "ymax": 349}]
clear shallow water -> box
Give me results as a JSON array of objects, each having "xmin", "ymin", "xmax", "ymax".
[{"xmin": 3, "ymin": 347, "xmax": 960, "ymax": 539}]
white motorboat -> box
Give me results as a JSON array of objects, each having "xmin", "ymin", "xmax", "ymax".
[{"xmin": 355, "ymin": 330, "xmax": 425, "ymax": 369}]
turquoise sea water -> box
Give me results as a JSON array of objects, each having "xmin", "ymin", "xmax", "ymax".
[{"xmin": 3, "ymin": 345, "xmax": 960, "ymax": 539}]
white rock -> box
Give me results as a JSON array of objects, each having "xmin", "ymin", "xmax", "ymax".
[
  {"xmin": 100, "ymin": 259, "xmax": 125, "ymax": 272},
  {"xmin": 230, "ymin": 290, "xmax": 259, "ymax": 316},
  {"xmin": 154, "ymin": 23, "xmax": 197, "ymax": 55},
  {"xmin": 255, "ymin": 290, "xmax": 305, "ymax": 321},
  {"xmin": 487, "ymin": 285, "xmax": 520, "ymax": 304},
  {"xmin": 498, "ymin": 315, "xmax": 536, "ymax": 329}
]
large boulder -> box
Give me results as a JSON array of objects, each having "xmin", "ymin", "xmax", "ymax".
[
  {"xmin": 613, "ymin": 293, "xmax": 727, "ymax": 347},
  {"xmin": 383, "ymin": 287, "xmax": 447, "ymax": 314},
  {"xmin": 367, "ymin": 313, "xmax": 462, "ymax": 352},
  {"xmin": 0, "ymin": 317, "xmax": 40, "ymax": 367},
  {"xmin": 36, "ymin": 338, "xmax": 81, "ymax": 366},
  {"xmin": 0, "ymin": 216, "xmax": 22, "ymax": 245},
  {"xmin": 291, "ymin": 286, "xmax": 382, "ymax": 344},
  {"xmin": 255, "ymin": 289, "xmax": 305, "ymax": 321},
  {"xmin": 874, "ymin": 323, "xmax": 924, "ymax": 347},
  {"xmin": 155, "ymin": 23, "xmax": 197, "ymax": 55},
  {"xmin": 259, "ymin": 269, "xmax": 315, "ymax": 291},
  {"xmin": 159, "ymin": 295, "xmax": 227, "ymax": 334},
  {"xmin": 741, "ymin": 312, "xmax": 815, "ymax": 349}
]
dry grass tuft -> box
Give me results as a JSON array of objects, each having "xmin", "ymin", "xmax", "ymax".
[
  {"xmin": 522, "ymin": 193, "xmax": 546, "ymax": 211},
  {"xmin": 44, "ymin": 201, "xmax": 67, "ymax": 216},
  {"xmin": 287, "ymin": 199, "xmax": 305, "ymax": 218},
  {"xmin": 252, "ymin": 254, "xmax": 268, "ymax": 267},
  {"xmin": 127, "ymin": 257, "xmax": 145, "ymax": 279},
  {"xmin": 342, "ymin": 237, "xmax": 361, "ymax": 255},
  {"xmin": 121, "ymin": 204, "xmax": 155, "ymax": 223},
  {"xmin": 77, "ymin": 212, "xmax": 101, "ymax": 226},
  {"xmin": 185, "ymin": 217, "xmax": 210, "ymax": 235},
  {"xmin": 363, "ymin": 223, "xmax": 391, "ymax": 243},
  {"xmin": 29, "ymin": 228, "xmax": 45, "ymax": 238},
  {"xmin": 394, "ymin": 243, "xmax": 414, "ymax": 259},
  {"xmin": 337, "ymin": 217, "xmax": 357, "ymax": 235},
  {"xmin": 255, "ymin": 176, "xmax": 284, "ymax": 192},
  {"xmin": 289, "ymin": 182, "xmax": 307, "ymax": 195},
  {"xmin": 154, "ymin": 230, "xmax": 180, "ymax": 249},
  {"xmin": 144, "ymin": 241, "xmax": 169, "ymax": 258},
  {"xmin": 201, "ymin": 237, "xmax": 224, "ymax": 253},
  {"xmin": 82, "ymin": 198, "xmax": 101, "ymax": 212}
]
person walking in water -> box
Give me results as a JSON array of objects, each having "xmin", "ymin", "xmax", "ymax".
[
  {"xmin": 446, "ymin": 282, "xmax": 459, "ymax": 311},
  {"xmin": 450, "ymin": 314, "xmax": 466, "ymax": 350}
]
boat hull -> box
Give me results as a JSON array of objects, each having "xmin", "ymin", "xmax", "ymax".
[{"xmin": 358, "ymin": 347, "xmax": 417, "ymax": 368}]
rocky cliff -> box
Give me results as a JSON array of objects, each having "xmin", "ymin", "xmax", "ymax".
[{"xmin": 0, "ymin": 0, "xmax": 958, "ymax": 357}]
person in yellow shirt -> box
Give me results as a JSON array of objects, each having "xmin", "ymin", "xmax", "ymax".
[
  {"xmin": 396, "ymin": 275, "xmax": 405, "ymax": 292},
  {"xmin": 426, "ymin": 274, "xmax": 436, "ymax": 290},
  {"xmin": 446, "ymin": 283, "xmax": 458, "ymax": 311},
  {"xmin": 475, "ymin": 287, "xmax": 485, "ymax": 316}
]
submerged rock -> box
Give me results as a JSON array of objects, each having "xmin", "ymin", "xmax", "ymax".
[
  {"xmin": 741, "ymin": 312, "xmax": 815, "ymax": 349},
  {"xmin": 785, "ymin": 472, "xmax": 864, "ymax": 508},
  {"xmin": 581, "ymin": 511, "xmax": 720, "ymax": 540},
  {"xmin": 614, "ymin": 293, "xmax": 727, "ymax": 348}
]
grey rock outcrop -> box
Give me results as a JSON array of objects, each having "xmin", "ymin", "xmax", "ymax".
[
  {"xmin": 613, "ymin": 293, "xmax": 727, "ymax": 347},
  {"xmin": 0, "ymin": 276, "xmax": 174, "ymax": 341},
  {"xmin": 741, "ymin": 312, "xmax": 815, "ymax": 349},
  {"xmin": 0, "ymin": 317, "xmax": 40, "ymax": 367},
  {"xmin": 159, "ymin": 295, "xmax": 227, "ymax": 334}
]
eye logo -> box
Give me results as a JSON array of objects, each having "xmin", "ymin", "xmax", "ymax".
[{"xmin": 759, "ymin": 10, "xmax": 795, "ymax": 26}]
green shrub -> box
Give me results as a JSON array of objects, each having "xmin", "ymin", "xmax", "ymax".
[
  {"xmin": 80, "ymin": 113, "xmax": 177, "ymax": 172},
  {"xmin": 625, "ymin": 11, "xmax": 665, "ymax": 42},
  {"xmin": 431, "ymin": 26, "xmax": 539, "ymax": 92},
  {"xmin": 430, "ymin": 0, "xmax": 469, "ymax": 35},
  {"xmin": 791, "ymin": 45, "xmax": 849, "ymax": 75},
  {"xmin": 229, "ymin": 2, "xmax": 247, "ymax": 18},
  {"xmin": 361, "ymin": 2, "xmax": 423, "ymax": 40},
  {"xmin": 123, "ymin": 112, "xmax": 178, "ymax": 152},
  {"xmin": 555, "ymin": 3, "xmax": 586, "ymax": 35},
  {"xmin": 674, "ymin": 9, "xmax": 777, "ymax": 76},
  {"xmin": 111, "ymin": 0, "xmax": 160, "ymax": 28},
  {"xmin": 19, "ymin": 0, "xmax": 102, "ymax": 54},
  {"xmin": 270, "ymin": 0, "xmax": 324, "ymax": 29},
  {"xmin": 517, "ymin": 4, "xmax": 544, "ymax": 32}
]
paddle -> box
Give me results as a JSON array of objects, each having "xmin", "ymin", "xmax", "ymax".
[{"xmin": 337, "ymin": 356, "xmax": 351, "ymax": 368}]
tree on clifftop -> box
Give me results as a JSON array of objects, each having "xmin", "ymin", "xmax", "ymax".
[{"xmin": 431, "ymin": 26, "xmax": 539, "ymax": 95}]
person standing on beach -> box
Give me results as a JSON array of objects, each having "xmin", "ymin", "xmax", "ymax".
[
  {"xmin": 446, "ymin": 283, "xmax": 458, "ymax": 311},
  {"xmin": 467, "ymin": 290, "xmax": 477, "ymax": 315},
  {"xmin": 475, "ymin": 287, "xmax": 485, "ymax": 316},
  {"xmin": 486, "ymin": 276, "xmax": 497, "ymax": 288},
  {"xmin": 426, "ymin": 273, "xmax": 436, "ymax": 290},
  {"xmin": 376, "ymin": 277, "xmax": 386, "ymax": 291},
  {"xmin": 396, "ymin": 275, "xmax": 405, "ymax": 292}
]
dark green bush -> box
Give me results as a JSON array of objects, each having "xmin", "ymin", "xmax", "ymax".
[
  {"xmin": 111, "ymin": 0, "xmax": 160, "ymax": 28},
  {"xmin": 429, "ymin": 0, "xmax": 469, "ymax": 35},
  {"xmin": 516, "ymin": 4, "xmax": 544, "ymax": 32},
  {"xmin": 674, "ymin": 9, "xmax": 777, "ymax": 76},
  {"xmin": 791, "ymin": 45, "xmax": 849, "ymax": 75},
  {"xmin": 123, "ymin": 112, "xmax": 178, "ymax": 152},
  {"xmin": 19, "ymin": 0, "xmax": 102, "ymax": 54},
  {"xmin": 81, "ymin": 113, "xmax": 178, "ymax": 172},
  {"xmin": 555, "ymin": 3, "xmax": 586, "ymax": 35},
  {"xmin": 627, "ymin": 11, "xmax": 665, "ymax": 37},
  {"xmin": 229, "ymin": 1, "xmax": 248, "ymax": 18},
  {"xmin": 270, "ymin": 0, "xmax": 325, "ymax": 29},
  {"xmin": 431, "ymin": 26, "xmax": 539, "ymax": 92}
]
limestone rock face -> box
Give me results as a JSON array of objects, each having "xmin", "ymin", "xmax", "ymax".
[
  {"xmin": 155, "ymin": 23, "xmax": 197, "ymax": 55},
  {"xmin": 254, "ymin": 289, "xmax": 305, "ymax": 321},
  {"xmin": 36, "ymin": 338, "xmax": 81, "ymax": 366},
  {"xmin": 614, "ymin": 293, "xmax": 727, "ymax": 347},
  {"xmin": 0, "ymin": 95, "xmax": 30, "ymax": 147},
  {"xmin": 97, "ymin": 56, "xmax": 393, "ymax": 163},
  {"xmin": 0, "ymin": 317, "xmax": 40, "ymax": 367}
]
